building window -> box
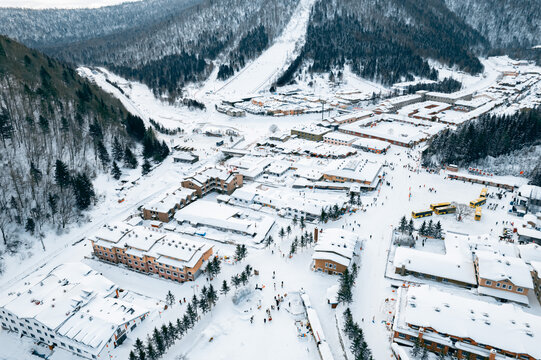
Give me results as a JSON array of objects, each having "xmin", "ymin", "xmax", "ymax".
[
  {"xmin": 134, "ymin": 262, "xmax": 138, "ymax": 266},
  {"xmin": 149, "ymin": 267, "xmax": 153, "ymax": 271},
  {"xmin": 128, "ymin": 260, "xmax": 132, "ymax": 264},
  {"xmin": 159, "ymin": 269, "xmax": 164, "ymax": 273},
  {"xmin": 517, "ymin": 287, "xmax": 524, "ymax": 293},
  {"xmin": 110, "ymin": 254, "xmax": 114, "ymax": 259},
  {"xmin": 69, "ymin": 346, "xmax": 74, "ymax": 350},
  {"xmin": 166, "ymin": 271, "xmax": 171, "ymax": 275},
  {"xmin": 485, "ymin": 280, "xmax": 492, "ymax": 286},
  {"xmin": 501, "ymin": 284, "xmax": 507, "ymax": 289},
  {"xmin": 496, "ymin": 283, "xmax": 501, "ymax": 288}
]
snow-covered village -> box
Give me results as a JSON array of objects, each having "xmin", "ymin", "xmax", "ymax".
[{"xmin": 0, "ymin": 1, "xmax": 541, "ymax": 360}]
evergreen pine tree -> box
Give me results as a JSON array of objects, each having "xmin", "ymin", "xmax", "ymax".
[
  {"xmin": 153, "ymin": 327, "xmax": 165, "ymax": 355},
  {"xmin": 279, "ymin": 227, "xmax": 286, "ymax": 241},
  {"xmin": 142, "ymin": 158, "xmax": 152, "ymax": 175},
  {"xmin": 419, "ymin": 220, "xmax": 427, "ymax": 236},
  {"xmin": 112, "ymin": 136, "xmax": 123, "ymax": 161},
  {"xmin": 421, "ymin": 347, "xmax": 429, "ymax": 360},
  {"xmin": 134, "ymin": 338, "xmax": 145, "ymax": 357},
  {"xmin": 207, "ymin": 284, "xmax": 218, "ymax": 308},
  {"xmin": 399, "ymin": 216, "xmax": 407, "ymax": 233},
  {"xmin": 434, "ymin": 221, "xmax": 443, "ymax": 239},
  {"xmin": 97, "ymin": 140, "xmax": 110, "ymax": 167},
  {"xmin": 182, "ymin": 314, "xmax": 191, "ymax": 331},
  {"xmin": 186, "ymin": 303, "xmax": 197, "ymax": 324},
  {"xmin": 124, "ymin": 147, "xmax": 138, "ymax": 169},
  {"xmin": 146, "ymin": 340, "xmax": 157, "ymax": 360},
  {"xmin": 111, "ymin": 161, "xmax": 122, "ymax": 180},
  {"xmin": 167, "ymin": 322, "xmax": 176, "ymax": 345},
  {"xmin": 72, "ymin": 172, "xmax": 95, "ymax": 210},
  {"xmin": 129, "ymin": 350, "xmax": 137, "ymax": 360},
  {"xmin": 338, "ymin": 268, "xmax": 353, "ymax": 303},
  {"xmin": 427, "ymin": 220, "xmax": 434, "ymax": 238},
  {"xmin": 25, "ymin": 218, "xmax": 35, "ymax": 234},
  {"xmin": 54, "ymin": 159, "xmax": 70, "ymax": 189},
  {"xmin": 166, "ymin": 290, "xmax": 175, "ymax": 307},
  {"xmin": 408, "ymin": 218, "xmax": 414, "ymax": 235},
  {"xmin": 220, "ymin": 280, "xmax": 230, "ymax": 295},
  {"xmin": 176, "ymin": 318, "xmax": 185, "ymax": 338}
]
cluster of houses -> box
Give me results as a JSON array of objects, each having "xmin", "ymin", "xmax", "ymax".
[
  {"xmin": 393, "ymin": 231, "xmax": 541, "ymax": 305},
  {"xmin": 391, "ymin": 228, "xmax": 541, "ymax": 359}
]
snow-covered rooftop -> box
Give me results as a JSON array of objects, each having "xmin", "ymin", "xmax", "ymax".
[
  {"xmin": 475, "ymin": 251, "xmax": 534, "ymax": 289},
  {"xmin": 393, "ymin": 232, "xmax": 476, "ymax": 285},
  {"xmin": 394, "ymin": 285, "xmax": 541, "ymax": 359}
]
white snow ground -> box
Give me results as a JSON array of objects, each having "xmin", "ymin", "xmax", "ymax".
[{"xmin": 0, "ymin": 0, "xmax": 141, "ymax": 9}]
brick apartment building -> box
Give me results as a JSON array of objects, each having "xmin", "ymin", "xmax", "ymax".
[
  {"xmin": 181, "ymin": 168, "xmax": 243, "ymax": 197},
  {"xmin": 91, "ymin": 224, "xmax": 213, "ymax": 283}
]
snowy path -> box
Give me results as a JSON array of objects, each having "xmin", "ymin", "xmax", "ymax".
[{"xmin": 215, "ymin": 0, "xmax": 315, "ymax": 96}]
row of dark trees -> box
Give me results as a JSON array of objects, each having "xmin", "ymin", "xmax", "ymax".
[
  {"xmin": 403, "ymin": 77, "xmax": 462, "ymax": 95},
  {"xmin": 418, "ymin": 220, "xmax": 443, "ymax": 239},
  {"xmin": 230, "ymin": 264, "xmax": 253, "ymax": 289},
  {"xmin": 343, "ymin": 308, "xmax": 373, "ymax": 360},
  {"xmin": 338, "ymin": 264, "xmax": 358, "ymax": 304},
  {"xmin": 422, "ymin": 107, "xmax": 541, "ymax": 185},
  {"xmin": 129, "ymin": 286, "xmax": 219, "ymax": 360},
  {"xmin": 320, "ymin": 204, "xmax": 345, "ymax": 222}
]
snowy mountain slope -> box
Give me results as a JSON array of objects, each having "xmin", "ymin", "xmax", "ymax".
[{"xmin": 214, "ymin": 0, "xmax": 316, "ymax": 96}]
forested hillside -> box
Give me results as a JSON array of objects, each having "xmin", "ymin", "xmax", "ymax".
[
  {"xmin": 275, "ymin": 0, "xmax": 486, "ymax": 87},
  {"xmin": 0, "ymin": 0, "xmax": 203, "ymax": 48},
  {"xmin": 0, "ymin": 36, "xmax": 163, "ymax": 249},
  {"xmin": 422, "ymin": 108, "xmax": 541, "ymax": 185},
  {"xmin": 444, "ymin": 0, "xmax": 541, "ymax": 49}
]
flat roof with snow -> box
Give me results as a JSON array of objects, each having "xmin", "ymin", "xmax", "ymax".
[{"xmin": 393, "ymin": 285, "xmax": 541, "ymax": 359}]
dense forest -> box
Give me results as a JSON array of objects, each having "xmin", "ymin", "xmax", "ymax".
[
  {"xmin": 217, "ymin": 25, "xmax": 270, "ymax": 81},
  {"xmin": 274, "ymin": 0, "xmax": 485, "ymax": 87},
  {"xmin": 422, "ymin": 107, "xmax": 541, "ymax": 185},
  {"xmin": 0, "ymin": 36, "xmax": 165, "ymax": 251}
]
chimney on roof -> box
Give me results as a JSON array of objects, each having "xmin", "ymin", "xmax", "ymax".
[
  {"xmin": 314, "ymin": 228, "xmax": 319, "ymax": 243},
  {"xmin": 489, "ymin": 349, "xmax": 497, "ymax": 360},
  {"xmin": 115, "ymin": 289, "xmax": 119, "ymax": 298}
]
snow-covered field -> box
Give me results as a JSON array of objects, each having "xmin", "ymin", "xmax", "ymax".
[{"xmin": 0, "ymin": 0, "xmax": 141, "ymax": 9}]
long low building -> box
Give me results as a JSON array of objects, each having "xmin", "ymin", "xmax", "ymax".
[
  {"xmin": 0, "ymin": 263, "xmax": 151, "ymax": 360},
  {"xmin": 393, "ymin": 232, "xmax": 477, "ymax": 287},
  {"xmin": 393, "ymin": 285, "xmax": 541, "ymax": 360},
  {"xmin": 230, "ymin": 183, "xmax": 346, "ymax": 221},
  {"xmin": 323, "ymin": 158, "xmax": 383, "ymax": 189},
  {"xmin": 174, "ymin": 200, "xmax": 275, "ymax": 238},
  {"xmin": 91, "ymin": 224, "xmax": 213, "ymax": 283}
]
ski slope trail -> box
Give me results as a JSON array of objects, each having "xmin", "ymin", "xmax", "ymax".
[{"xmin": 215, "ymin": 0, "xmax": 315, "ymax": 97}]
